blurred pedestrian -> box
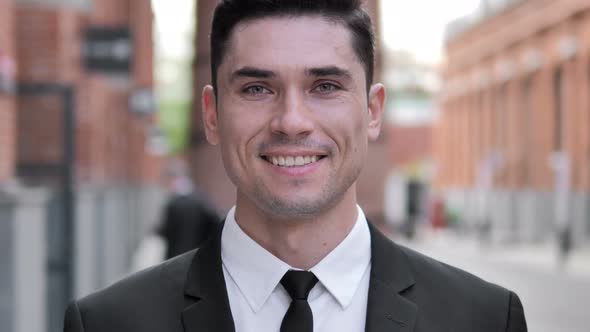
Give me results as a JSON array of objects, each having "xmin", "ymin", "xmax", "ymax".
[
  {"xmin": 557, "ymin": 225, "xmax": 572, "ymax": 264},
  {"xmin": 158, "ymin": 158, "xmax": 221, "ymax": 259},
  {"xmin": 130, "ymin": 159, "xmax": 221, "ymax": 272},
  {"xmin": 404, "ymin": 178, "xmax": 422, "ymax": 239},
  {"xmin": 65, "ymin": 1, "xmax": 527, "ymax": 331}
]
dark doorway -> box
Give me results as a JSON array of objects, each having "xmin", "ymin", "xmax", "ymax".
[{"xmin": 17, "ymin": 83, "xmax": 75, "ymax": 332}]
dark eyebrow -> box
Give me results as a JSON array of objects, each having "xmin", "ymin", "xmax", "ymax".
[
  {"xmin": 306, "ymin": 66, "xmax": 352, "ymax": 80},
  {"xmin": 231, "ymin": 67, "xmax": 276, "ymax": 82}
]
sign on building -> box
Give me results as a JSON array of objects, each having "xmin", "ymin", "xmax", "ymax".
[
  {"xmin": 82, "ymin": 27, "xmax": 133, "ymax": 74},
  {"xmin": 129, "ymin": 88, "xmax": 156, "ymax": 115}
]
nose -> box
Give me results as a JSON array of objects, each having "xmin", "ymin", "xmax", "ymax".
[{"xmin": 270, "ymin": 89, "xmax": 314, "ymax": 138}]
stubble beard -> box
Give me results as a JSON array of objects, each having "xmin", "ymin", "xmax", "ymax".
[{"xmin": 250, "ymin": 164, "xmax": 361, "ymax": 222}]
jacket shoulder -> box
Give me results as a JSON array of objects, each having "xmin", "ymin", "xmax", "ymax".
[
  {"xmin": 398, "ymin": 243, "xmax": 508, "ymax": 293},
  {"xmin": 395, "ymin": 243, "xmax": 515, "ymax": 330},
  {"xmin": 69, "ymin": 250, "xmax": 197, "ymax": 331}
]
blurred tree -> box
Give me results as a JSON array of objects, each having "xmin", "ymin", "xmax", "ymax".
[{"xmin": 152, "ymin": 0, "xmax": 195, "ymax": 154}]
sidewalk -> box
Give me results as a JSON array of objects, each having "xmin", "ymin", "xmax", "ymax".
[{"xmin": 393, "ymin": 228, "xmax": 590, "ymax": 280}]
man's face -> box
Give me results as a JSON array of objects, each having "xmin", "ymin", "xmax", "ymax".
[{"xmin": 203, "ymin": 16, "xmax": 384, "ymax": 220}]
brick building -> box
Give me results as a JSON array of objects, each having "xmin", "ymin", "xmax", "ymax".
[
  {"xmin": 189, "ymin": 0, "xmax": 391, "ymax": 226},
  {"xmin": 0, "ymin": 0, "xmax": 17, "ymax": 183},
  {"xmin": 390, "ymin": 125, "xmax": 433, "ymax": 168},
  {"xmin": 437, "ymin": 0, "xmax": 590, "ymax": 245},
  {"xmin": 14, "ymin": 0, "xmax": 161, "ymax": 185},
  {"xmin": 1, "ymin": 1, "xmax": 166, "ymax": 332}
]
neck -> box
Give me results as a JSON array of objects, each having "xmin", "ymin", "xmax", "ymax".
[{"xmin": 234, "ymin": 193, "xmax": 358, "ymax": 270}]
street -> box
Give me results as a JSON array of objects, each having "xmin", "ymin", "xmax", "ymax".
[{"xmin": 395, "ymin": 232, "xmax": 590, "ymax": 332}]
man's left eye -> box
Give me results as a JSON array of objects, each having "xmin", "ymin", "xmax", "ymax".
[
  {"xmin": 243, "ymin": 85, "xmax": 270, "ymax": 95},
  {"xmin": 314, "ymin": 83, "xmax": 339, "ymax": 93}
]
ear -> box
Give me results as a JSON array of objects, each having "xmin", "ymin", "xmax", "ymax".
[
  {"xmin": 202, "ymin": 85, "xmax": 220, "ymax": 145},
  {"xmin": 367, "ymin": 83, "xmax": 385, "ymax": 141}
]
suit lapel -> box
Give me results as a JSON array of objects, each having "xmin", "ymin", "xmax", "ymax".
[
  {"xmin": 365, "ymin": 224, "xmax": 418, "ymax": 332},
  {"xmin": 181, "ymin": 223, "xmax": 235, "ymax": 332},
  {"xmin": 179, "ymin": 221, "xmax": 418, "ymax": 332}
]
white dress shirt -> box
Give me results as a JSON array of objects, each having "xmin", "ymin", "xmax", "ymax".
[{"xmin": 221, "ymin": 206, "xmax": 372, "ymax": 332}]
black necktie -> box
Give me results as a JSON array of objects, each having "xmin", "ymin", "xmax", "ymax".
[{"xmin": 280, "ymin": 270, "xmax": 318, "ymax": 332}]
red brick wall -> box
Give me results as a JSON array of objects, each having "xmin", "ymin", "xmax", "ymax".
[
  {"xmin": 0, "ymin": 0, "xmax": 16, "ymax": 183},
  {"xmin": 89, "ymin": 0, "xmax": 130, "ymax": 25},
  {"xmin": 0, "ymin": 97, "xmax": 15, "ymax": 183},
  {"xmin": 15, "ymin": 6, "xmax": 81, "ymax": 183},
  {"xmin": 17, "ymin": 96, "xmax": 63, "ymax": 166},
  {"xmin": 86, "ymin": 0, "xmax": 162, "ymax": 185},
  {"xmin": 438, "ymin": 0, "xmax": 590, "ymax": 192},
  {"xmin": 16, "ymin": 6, "xmax": 80, "ymax": 83},
  {"xmin": 14, "ymin": 0, "xmax": 161, "ymax": 186},
  {"xmin": 390, "ymin": 125, "xmax": 433, "ymax": 167},
  {"xmin": 130, "ymin": 0, "xmax": 154, "ymax": 88},
  {"xmin": 129, "ymin": 0, "xmax": 163, "ymax": 184}
]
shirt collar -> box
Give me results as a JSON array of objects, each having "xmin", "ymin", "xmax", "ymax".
[
  {"xmin": 309, "ymin": 206, "xmax": 371, "ymax": 308},
  {"xmin": 221, "ymin": 207, "xmax": 291, "ymax": 313},
  {"xmin": 221, "ymin": 206, "xmax": 371, "ymax": 312}
]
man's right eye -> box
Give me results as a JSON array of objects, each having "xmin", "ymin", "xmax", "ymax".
[{"xmin": 243, "ymin": 85, "xmax": 271, "ymax": 95}]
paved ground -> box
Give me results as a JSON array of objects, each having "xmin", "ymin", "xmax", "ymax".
[{"xmin": 394, "ymin": 230, "xmax": 590, "ymax": 332}]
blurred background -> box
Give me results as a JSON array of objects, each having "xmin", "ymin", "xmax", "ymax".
[{"xmin": 0, "ymin": 0, "xmax": 589, "ymax": 331}]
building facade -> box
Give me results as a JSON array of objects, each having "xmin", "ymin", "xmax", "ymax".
[
  {"xmin": 1, "ymin": 1, "xmax": 166, "ymax": 332},
  {"xmin": 437, "ymin": 0, "xmax": 590, "ymax": 245},
  {"xmin": 0, "ymin": 0, "xmax": 17, "ymax": 183}
]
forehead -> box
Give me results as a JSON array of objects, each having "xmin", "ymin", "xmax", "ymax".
[{"xmin": 221, "ymin": 16, "xmax": 362, "ymax": 76}]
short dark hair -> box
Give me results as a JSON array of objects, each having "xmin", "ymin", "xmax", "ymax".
[{"xmin": 210, "ymin": 0, "xmax": 375, "ymax": 93}]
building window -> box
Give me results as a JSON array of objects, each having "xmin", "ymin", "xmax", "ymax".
[
  {"xmin": 477, "ymin": 90, "xmax": 486, "ymax": 159},
  {"xmin": 495, "ymin": 83, "xmax": 508, "ymax": 153},
  {"xmin": 491, "ymin": 83, "xmax": 508, "ymax": 185},
  {"xmin": 553, "ymin": 67, "xmax": 563, "ymax": 151},
  {"xmin": 521, "ymin": 75, "xmax": 534, "ymax": 186}
]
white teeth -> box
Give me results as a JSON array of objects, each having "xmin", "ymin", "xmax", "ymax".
[
  {"xmin": 295, "ymin": 156, "xmax": 304, "ymax": 166},
  {"xmin": 286, "ymin": 156, "xmax": 295, "ymax": 166},
  {"xmin": 266, "ymin": 155, "xmax": 322, "ymax": 167}
]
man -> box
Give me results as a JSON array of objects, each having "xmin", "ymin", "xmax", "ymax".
[{"xmin": 64, "ymin": 1, "xmax": 528, "ymax": 331}]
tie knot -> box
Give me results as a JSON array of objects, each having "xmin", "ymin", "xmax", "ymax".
[{"xmin": 280, "ymin": 270, "xmax": 318, "ymax": 300}]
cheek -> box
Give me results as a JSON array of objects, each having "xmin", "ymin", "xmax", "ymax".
[
  {"xmin": 325, "ymin": 106, "xmax": 368, "ymax": 139},
  {"xmin": 343, "ymin": 110, "xmax": 369, "ymax": 157},
  {"xmin": 218, "ymin": 107, "xmax": 268, "ymax": 154},
  {"xmin": 312, "ymin": 99, "xmax": 367, "ymax": 149}
]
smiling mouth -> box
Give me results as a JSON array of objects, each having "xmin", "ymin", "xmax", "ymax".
[{"xmin": 261, "ymin": 155, "xmax": 326, "ymax": 167}]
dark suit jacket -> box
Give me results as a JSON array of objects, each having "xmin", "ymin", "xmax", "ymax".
[{"xmin": 64, "ymin": 223, "xmax": 527, "ymax": 332}]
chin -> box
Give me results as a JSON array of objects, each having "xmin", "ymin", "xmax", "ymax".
[
  {"xmin": 269, "ymin": 203, "xmax": 324, "ymax": 219},
  {"xmin": 258, "ymin": 191, "xmax": 345, "ymax": 220}
]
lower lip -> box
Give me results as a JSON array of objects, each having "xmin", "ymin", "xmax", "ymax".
[{"xmin": 265, "ymin": 158, "xmax": 324, "ymax": 177}]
